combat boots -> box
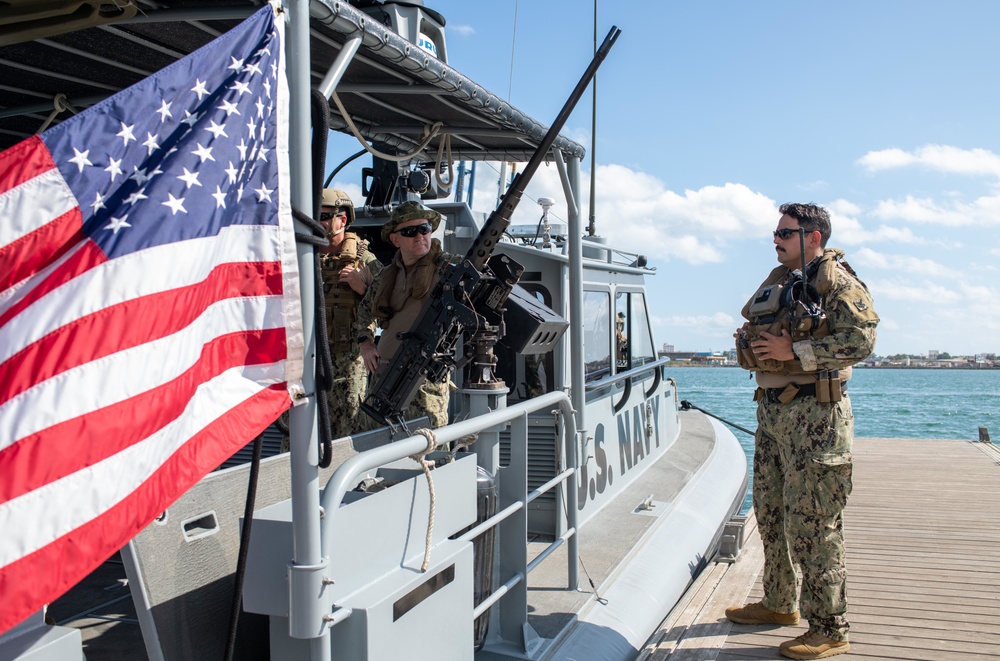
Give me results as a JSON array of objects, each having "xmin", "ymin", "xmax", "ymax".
[
  {"xmin": 724, "ymin": 601, "xmax": 799, "ymax": 626},
  {"xmin": 779, "ymin": 631, "xmax": 850, "ymax": 659}
]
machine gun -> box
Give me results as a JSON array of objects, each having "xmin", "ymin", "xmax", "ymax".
[{"xmin": 360, "ymin": 26, "xmax": 621, "ymax": 432}]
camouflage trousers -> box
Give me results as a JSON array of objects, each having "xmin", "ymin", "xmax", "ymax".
[
  {"xmin": 328, "ymin": 348, "xmax": 368, "ymax": 439},
  {"xmin": 354, "ymin": 377, "xmax": 451, "ymax": 432},
  {"xmin": 753, "ymin": 393, "xmax": 854, "ymax": 642},
  {"xmin": 402, "ymin": 378, "xmax": 450, "ymax": 429}
]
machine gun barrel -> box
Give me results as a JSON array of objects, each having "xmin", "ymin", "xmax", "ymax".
[
  {"xmin": 361, "ymin": 26, "xmax": 621, "ymax": 429},
  {"xmin": 466, "ymin": 25, "xmax": 621, "ymax": 271}
]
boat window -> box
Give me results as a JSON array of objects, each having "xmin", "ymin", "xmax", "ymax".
[
  {"xmin": 614, "ymin": 291, "xmax": 656, "ymax": 371},
  {"xmin": 584, "ymin": 291, "xmax": 611, "ymax": 382}
]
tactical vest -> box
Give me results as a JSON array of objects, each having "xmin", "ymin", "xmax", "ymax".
[
  {"xmin": 736, "ymin": 249, "xmax": 854, "ymax": 375},
  {"xmin": 372, "ymin": 239, "xmax": 451, "ymax": 325},
  {"xmin": 320, "ymin": 232, "xmax": 367, "ymax": 351}
]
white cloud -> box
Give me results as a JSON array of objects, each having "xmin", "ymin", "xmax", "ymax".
[
  {"xmin": 858, "ymin": 144, "xmax": 1000, "ymax": 178},
  {"xmin": 827, "ymin": 200, "xmax": 924, "ymax": 245},
  {"xmin": 871, "ymin": 193, "xmax": 1000, "ymax": 226},
  {"xmin": 853, "ymin": 248, "xmax": 959, "ymax": 278},
  {"xmin": 857, "ymin": 147, "xmax": 917, "ymax": 171},
  {"xmin": 476, "ymin": 162, "xmax": 777, "ymax": 264},
  {"xmin": 448, "ymin": 24, "xmax": 476, "ymax": 37},
  {"xmin": 591, "ymin": 165, "xmax": 777, "ymax": 261},
  {"xmin": 867, "ymin": 279, "xmax": 963, "ymax": 304}
]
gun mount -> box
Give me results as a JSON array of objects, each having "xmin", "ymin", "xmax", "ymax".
[{"xmin": 360, "ymin": 26, "xmax": 621, "ymax": 432}]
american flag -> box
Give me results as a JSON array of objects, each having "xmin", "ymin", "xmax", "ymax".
[{"xmin": 0, "ymin": 7, "xmax": 303, "ymax": 634}]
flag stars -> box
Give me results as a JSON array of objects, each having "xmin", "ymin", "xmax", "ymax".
[
  {"xmin": 231, "ymin": 80, "xmax": 251, "ymax": 96},
  {"xmin": 191, "ymin": 143, "xmax": 215, "ymax": 163},
  {"xmin": 225, "ymin": 161, "xmax": 238, "ymax": 184},
  {"xmin": 237, "ymin": 139, "xmax": 248, "ymax": 160},
  {"xmin": 219, "ymin": 99, "xmax": 241, "ymax": 117},
  {"xmin": 105, "ymin": 156, "xmax": 123, "ymax": 181},
  {"xmin": 212, "ymin": 185, "xmax": 228, "ymax": 209},
  {"xmin": 156, "ymin": 100, "xmax": 172, "ymax": 122},
  {"xmin": 247, "ymin": 118, "xmax": 258, "ymax": 138},
  {"xmin": 105, "ymin": 214, "xmax": 131, "ymax": 234},
  {"xmin": 255, "ymin": 99, "xmax": 265, "ymax": 118},
  {"xmin": 228, "ymin": 56, "xmax": 244, "ymax": 72},
  {"xmin": 162, "ymin": 193, "xmax": 187, "ymax": 215},
  {"xmin": 256, "ymin": 145, "xmax": 270, "ymax": 161},
  {"xmin": 130, "ymin": 165, "xmax": 162, "ymax": 186},
  {"xmin": 263, "ymin": 79, "xmax": 272, "ymax": 98},
  {"xmin": 191, "ymin": 79, "xmax": 209, "ymax": 100},
  {"xmin": 68, "ymin": 147, "xmax": 92, "ymax": 172},
  {"xmin": 177, "ymin": 167, "xmax": 202, "ymax": 189},
  {"xmin": 123, "ymin": 187, "xmax": 148, "ymax": 206},
  {"xmin": 142, "ymin": 132, "xmax": 159, "ymax": 155},
  {"xmin": 254, "ymin": 183, "xmax": 273, "ymax": 203},
  {"xmin": 245, "ymin": 61, "xmax": 262, "ymax": 77},
  {"xmin": 182, "ymin": 110, "xmax": 203, "ymax": 128},
  {"xmin": 206, "ymin": 120, "xmax": 228, "ymax": 139},
  {"xmin": 117, "ymin": 122, "xmax": 136, "ymax": 146},
  {"xmin": 91, "ymin": 192, "xmax": 106, "ymax": 213}
]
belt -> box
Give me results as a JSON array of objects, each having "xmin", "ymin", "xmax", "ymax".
[{"xmin": 759, "ymin": 381, "xmax": 847, "ymax": 404}]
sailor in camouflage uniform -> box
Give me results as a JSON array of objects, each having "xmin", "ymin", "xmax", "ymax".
[
  {"xmin": 726, "ymin": 203, "xmax": 878, "ymax": 660},
  {"xmin": 356, "ymin": 201, "xmax": 454, "ymax": 429},
  {"xmin": 318, "ymin": 188, "xmax": 382, "ymax": 438}
]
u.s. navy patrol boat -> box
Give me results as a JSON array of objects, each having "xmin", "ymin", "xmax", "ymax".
[{"xmin": 0, "ymin": 1, "xmax": 748, "ymax": 660}]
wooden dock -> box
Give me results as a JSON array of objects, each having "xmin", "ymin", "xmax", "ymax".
[{"xmin": 637, "ymin": 437, "xmax": 1000, "ymax": 660}]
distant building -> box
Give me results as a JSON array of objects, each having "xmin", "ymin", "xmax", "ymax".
[
  {"xmin": 928, "ymin": 350, "xmax": 939, "ymax": 360},
  {"xmin": 662, "ymin": 343, "xmax": 675, "ymax": 354}
]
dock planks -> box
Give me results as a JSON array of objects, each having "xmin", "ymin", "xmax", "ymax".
[{"xmin": 638, "ymin": 437, "xmax": 1000, "ymax": 661}]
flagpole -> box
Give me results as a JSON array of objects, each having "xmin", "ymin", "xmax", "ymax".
[{"xmin": 285, "ymin": 1, "xmax": 332, "ymax": 659}]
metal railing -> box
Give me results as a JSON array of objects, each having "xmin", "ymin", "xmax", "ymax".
[{"xmin": 317, "ymin": 390, "xmax": 578, "ymax": 633}]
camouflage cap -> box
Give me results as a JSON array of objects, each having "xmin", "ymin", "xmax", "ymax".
[
  {"xmin": 381, "ymin": 200, "xmax": 442, "ymax": 241},
  {"xmin": 321, "ymin": 188, "xmax": 355, "ymax": 227}
]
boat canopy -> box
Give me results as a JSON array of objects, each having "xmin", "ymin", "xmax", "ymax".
[{"xmin": 0, "ymin": 0, "xmax": 586, "ymax": 163}]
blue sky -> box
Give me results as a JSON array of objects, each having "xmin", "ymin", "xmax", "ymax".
[{"xmin": 327, "ymin": 1, "xmax": 1000, "ymax": 357}]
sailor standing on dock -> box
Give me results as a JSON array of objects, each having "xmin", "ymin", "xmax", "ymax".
[{"xmin": 728, "ymin": 203, "xmax": 879, "ymax": 660}]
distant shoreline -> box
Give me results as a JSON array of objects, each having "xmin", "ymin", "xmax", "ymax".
[{"xmin": 665, "ymin": 363, "xmax": 999, "ymax": 370}]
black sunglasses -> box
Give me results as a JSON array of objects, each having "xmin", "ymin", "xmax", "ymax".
[
  {"xmin": 320, "ymin": 210, "xmax": 345, "ymax": 221},
  {"xmin": 773, "ymin": 228, "xmax": 804, "ymax": 240},
  {"xmin": 396, "ymin": 222, "xmax": 433, "ymax": 238}
]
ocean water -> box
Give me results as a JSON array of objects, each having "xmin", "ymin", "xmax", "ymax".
[{"xmin": 668, "ymin": 366, "xmax": 1000, "ymax": 512}]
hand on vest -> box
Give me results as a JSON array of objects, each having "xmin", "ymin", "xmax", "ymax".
[
  {"xmin": 750, "ymin": 329, "xmax": 795, "ymax": 362},
  {"xmin": 340, "ymin": 263, "xmax": 372, "ymax": 295}
]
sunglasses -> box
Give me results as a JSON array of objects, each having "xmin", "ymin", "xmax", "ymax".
[
  {"xmin": 396, "ymin": 222, "xmax": 433, "ymax": 238},
  {"xmin": 773, "ymin": 228, "xmax": 804, "ymax": 240},
  {"xmin": 320, "ymin": 210, "xmax": 345, "ymax": 221}
]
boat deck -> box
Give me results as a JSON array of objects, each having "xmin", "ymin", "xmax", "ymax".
[{"xmin": 638, "ymin": 436, "xmax": 1000, "ymax": 661}]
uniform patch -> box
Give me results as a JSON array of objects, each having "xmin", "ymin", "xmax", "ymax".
[{"xmin": 854, "ymin": 299, "xmax": 868, "ymax": 311}]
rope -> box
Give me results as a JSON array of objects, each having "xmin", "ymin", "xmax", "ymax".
[
  {"xmin": 448, "ymin": 433, "xmax": 479, "ymax": 462},
  {"xmin": 433, "ymin": 132, "xmax": 454, "ymax": 189},
  {"xmin": 37, "ymin": 93, "xmax": 79, "ymax": 134},
  {"xmin": 679, "ymin": 400, "xmax": 756, "ymax": 437},
  {"xmin": 331, "ymin": 91, "xmax": 443, "ymax": 162},
  {"xmin": 411, "ymin": 428, "xmax": 439, "ymax": 572}
]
